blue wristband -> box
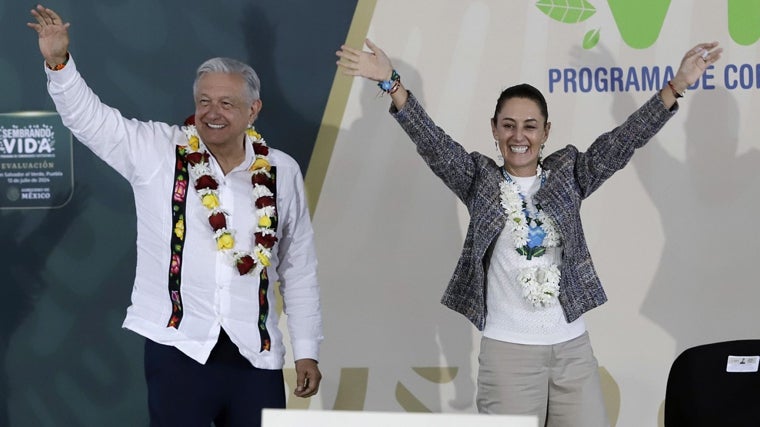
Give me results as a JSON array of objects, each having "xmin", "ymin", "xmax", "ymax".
[{"xmin": 377, "ymin": 69, "xmax": 400, "ymax": 93}]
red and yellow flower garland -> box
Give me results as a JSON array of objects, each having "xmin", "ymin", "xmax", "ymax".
[{"xmin": 182, "ymin": 125, "xmax": 278, "ymax": 275}]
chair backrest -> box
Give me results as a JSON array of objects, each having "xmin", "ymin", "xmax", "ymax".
[{"xmin": 664, "ymin": 339, "xmax": 760, "ymax": 426}]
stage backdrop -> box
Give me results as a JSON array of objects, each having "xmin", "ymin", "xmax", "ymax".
[
  {"xmin": 3, "ymin": 1, "xmax": 760, "ymax": 426},
  {"xmin": 0, "ymin": 1, "xmax": 355, "ymax": 425},
  {"xmin": 305, "ymin": 1, "xmax": 760, "ymax": 427}
]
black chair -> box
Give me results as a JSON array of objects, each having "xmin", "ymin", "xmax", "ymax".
[{"xmin": 664, "ymin": 340, "xmax": 760, "ymax": 426}]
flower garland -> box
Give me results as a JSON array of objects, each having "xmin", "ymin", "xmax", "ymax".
[
  {"xmin": 499, "ymin": 165, "xmax": 562, "ymax": 308},
  {"xmin": 182, "ymin": 125, "xmax": 278, "ymax": 276},
  {"xmin": 518, "ymin": 265, "xmax": 561, "ymax": 308},
  {"xmin": 499, "ymin": 165, "xmax": 560, "ymax": 256}
]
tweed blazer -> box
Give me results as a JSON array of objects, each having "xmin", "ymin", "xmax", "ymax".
[{"xmin": 391, "ymin": 92, "xmax": 676, "ymax": 330}]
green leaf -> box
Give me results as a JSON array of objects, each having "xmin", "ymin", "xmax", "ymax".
[
  {"xmin": 536, "ymin": 0, "xmax": 596, "ymax": 23},
  {"xmin": 531, "ymin": 246, "xmax": 547, "ymax": 258},
  {"xmin": 583, "ymin": 28, "xmax": 601, "ymax": 49}
]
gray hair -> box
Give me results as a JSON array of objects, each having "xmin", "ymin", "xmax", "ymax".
[{"xmin": 193, "ymin": 57, "xmax": 261, "ymax": 103}]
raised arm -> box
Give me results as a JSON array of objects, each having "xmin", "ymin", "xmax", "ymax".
[
  {"xmin": 336, "ymin": 39, "xmax": 484, "ymax": 203},
  {"xmin": 27, "ymin": 4, "xmax": 176, "ymax": 184}
]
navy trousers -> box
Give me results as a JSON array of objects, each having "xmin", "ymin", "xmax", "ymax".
[{"xmin": 144, "ymin": 329, "xmax": 286, "ymax": 427}]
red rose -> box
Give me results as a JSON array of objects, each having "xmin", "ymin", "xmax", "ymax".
[
  {"xmin": 195, "ymin": 174, "xmax": 218, "ymax": 190},
  {"xmin": 184, "ymin": 114, "xmax": 195, "ymax": 126},
  {"xmin": 253, "ymin": 143, "xmax": 269, "ymax": 156},
  {"xmin": 186, "ymin": 152, "xmax": 204, "ymax": 165},
  {"xmin": 255, "ymin": 196, "xmax": 275, "ymax": 208},
  {"xmin": 251, "ymin": 173, "xmax": 273, "ymax": 187},
  {"xmin": 208, "ymin": 212, "xmax": 227, "ymax": 230},
  {"xmin": 255, "ymin": 232, "xmax": 278, "ymax": 248},
  {"xmin": 236, "ymin": 255, "xmax": 255, "ymax": 275}
]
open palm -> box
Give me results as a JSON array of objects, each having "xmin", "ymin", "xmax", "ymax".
[
  {"xmin": 336, "ymin": 38, "xmax": 394, "ymax": 82},
  {"xmin": 27, "ymin": 5, "xmax": 70, "ymax": 64}
]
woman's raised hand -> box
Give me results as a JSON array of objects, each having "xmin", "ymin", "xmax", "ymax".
[
  {"xmin": 670, "ymin": 42, "xmax": 723, "ymax": 93},
  {"xmin": 336, "ymin": 38, "xmax": 394, "ymax": 82}
]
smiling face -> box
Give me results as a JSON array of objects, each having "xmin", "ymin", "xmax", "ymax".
[
  {"xmin": 194, "ymin": 72, "xmax": 261, "ymax": 152},
  {"xmin": 491, "ymin": 96, "xmax": 550, "ymax": 177}
]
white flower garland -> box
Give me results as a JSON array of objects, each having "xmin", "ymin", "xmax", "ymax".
[
  {"xmin": 518, "ymin": 265, "xmax": 561, "ymax": 308},
  {"xmin": 499, "ymin": 165, "xmax": 562, "ymax": 308}
]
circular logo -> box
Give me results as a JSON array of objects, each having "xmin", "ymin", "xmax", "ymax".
[{"xmin": 6, "ymin": 186, "xmax": 19, "ymax": 202}]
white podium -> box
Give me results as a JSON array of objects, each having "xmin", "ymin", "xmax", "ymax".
[{"xmin": 262, "ymin": 409, "xmax": 538, "ymax": 427}]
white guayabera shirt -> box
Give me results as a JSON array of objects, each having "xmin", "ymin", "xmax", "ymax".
[{"xmin": 46, "ymin": 56, "xmax": 323, "ymax": 369}]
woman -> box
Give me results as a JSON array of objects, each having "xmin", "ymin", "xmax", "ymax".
[{"xmin": 336, "ymin": 39, "xmax": 721, "ymax": 426}]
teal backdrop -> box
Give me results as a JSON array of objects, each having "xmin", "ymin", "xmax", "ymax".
[{"xmin": 0, "ymin": 1, "xmax": 356, "ymax": 425}]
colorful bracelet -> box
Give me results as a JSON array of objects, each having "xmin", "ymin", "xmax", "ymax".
[
  {"xmin": 388, "ymin": 79, "xmax": 401, "ymax": 94},
  {"xmin": 667, "ymin": 80, "xmax": 685, "ymax": 98},
  {"xmin": 45, "ymin": 52, "xmax": 70, "ymax": 71},
  {"xmin": 377, "ymin": 69, "xmax": 400, "ymax": 93}
]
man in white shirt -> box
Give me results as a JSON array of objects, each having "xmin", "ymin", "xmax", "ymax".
[{"xmin": 28, "ymin": 5, "xmax": 323, "ymax": 426}]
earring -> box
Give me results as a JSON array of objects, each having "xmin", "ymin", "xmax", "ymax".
[{"xmin": 495, "ymin": 140, "xmax": 503, "ymax": 162}]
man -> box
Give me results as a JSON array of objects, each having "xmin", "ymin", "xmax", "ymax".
[{"xmin": 28, "ymin": 4, "xmax": 323, "ymax": 426}]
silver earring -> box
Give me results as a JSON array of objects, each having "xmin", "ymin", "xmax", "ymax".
[{"xmin": 495, "ymin": 141, "xmax": 503, "ymax": 162}]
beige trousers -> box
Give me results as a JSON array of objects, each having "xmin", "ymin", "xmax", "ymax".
[{"xmin": 476, "ymin": 332, "xmax": 609, "ymax": 427}]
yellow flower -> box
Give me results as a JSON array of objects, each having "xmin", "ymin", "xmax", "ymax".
[
  {"xmin": 258, "ymin": 215, "xmax": 272, "ymax": 228},
  {"xmin": 201, "ymin": 193, "xmax": 219, "ymax": 209},
  {"xmin": 217, "ymin": 232, "xmax": 235, "ymax": 250},
  {"xmin": 174, "ymin": 218, "xmax": 185, "ymax": 240},
  {"xmin": 251, "ymin": 157, "xmax": 271, "ymax": 172},
  {"xmin": 256, "ymin": 249, "xmax": 271, "ymax": 267},
  {"xmin": 188, "ymin": 135, "xmax": 200, "ymax": 151},
  {"xmin": 246, "ymin": 128, "xmax": 261, "ymax": 139}
]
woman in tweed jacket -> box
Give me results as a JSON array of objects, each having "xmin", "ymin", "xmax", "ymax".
[{"xmin": 337, "ymin": 39, "xmax": 721, "ymax": 426}]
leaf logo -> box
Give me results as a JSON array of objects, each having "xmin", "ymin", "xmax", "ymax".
[
  {"xmin": 536, "ymin": 0, "xmax": 596, "ymax": 23},
  {"xmin": 535, "ymin": 0, "xmax": 671, "ymax": 50},
  {"xmin": 583, "ymin": 28, "xmax": 601, "ymax": 49}
]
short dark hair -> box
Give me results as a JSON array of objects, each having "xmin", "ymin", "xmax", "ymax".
[{"xmin": 491, "ymin": 83, "xmax": 549, "ymax": 125}]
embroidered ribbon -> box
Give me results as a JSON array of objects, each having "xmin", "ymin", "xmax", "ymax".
[
  {"xmin": 257, "ymin": 167, "xmax": 276, "ymax": 351},
  {"xmin": 167, "ymin": 146, "xmax": 190, "ymax": 328}
]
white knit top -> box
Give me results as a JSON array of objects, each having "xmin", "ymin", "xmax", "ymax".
[{"xmin": 483, "ymin": 173, "xmax": 586, "ymax": 345}]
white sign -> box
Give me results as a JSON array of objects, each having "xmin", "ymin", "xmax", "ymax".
[
  {"xmin": 262, "ymin": 409, "xmax": 537, "ymax": 427},
  {"xmin": 726, "ymin": 355, "xmax": 760, "ymax": 373}
]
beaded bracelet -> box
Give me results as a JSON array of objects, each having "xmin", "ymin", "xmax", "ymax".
[
  {"xmin": 667, "ymin": 80, "xmax": 685, "ymax": 98},
  {"xmin": 388, "ymin": 79, "xmax": 401, "ymax": 94},
  {"xmin": 377, "ymin": 69, "xmax": 400, "ymax": 94},
  {"xmin": 46, "ymin": 52, "xmax": 70, "ymax": 71}
]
